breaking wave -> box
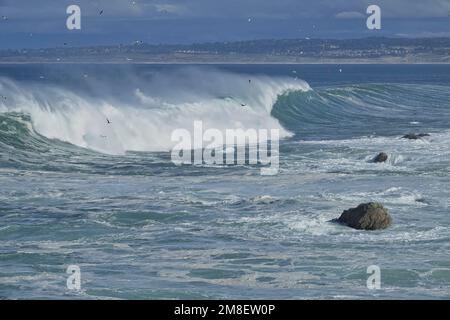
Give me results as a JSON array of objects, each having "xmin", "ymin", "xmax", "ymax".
[{"xmin": 0, "ymin": 68, "xmax": 309, "ymax": 154}]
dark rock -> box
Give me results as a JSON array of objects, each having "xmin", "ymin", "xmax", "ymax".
[
  {"xmin": 402, "ymin": 133, "xmax": 430, "ymax": 140},
  {"xmin": 335, "ymin": 202, "xmax": 392, "ymax": 230},
  {"xmin": 373, "ymin": 152, "xmax": 388, "ymax": 163}
]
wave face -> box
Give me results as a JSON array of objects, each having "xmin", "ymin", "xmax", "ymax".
[
  {"xmin": 2, "ymin": 64, "xmax": 450, "ymax": 300},
  {"xmin": 2, "ymin": 66, "xmax": 450, "ymax": 157},
  {"xmin": 273, "ymin": 83, "xmax": 450, "ymax": 139},
  {"xmin": 2, "ymin": 67, "xmax": 450, "ymax": 172},
  {"xmin": 0, "ymin": 68, "xmax": 309, "ymax": 154}
]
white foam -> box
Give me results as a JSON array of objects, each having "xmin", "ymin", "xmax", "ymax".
[
  {"xmin": 317, "ymin": 187, "xmax": 427, "ymax": 206},
  {"xmin": 0, "ymin": 69, "xmax": 310, "ymax": 154},
  {"xmin": 299, "ymin": 130, "xmax": 450, "ymax": 175}
]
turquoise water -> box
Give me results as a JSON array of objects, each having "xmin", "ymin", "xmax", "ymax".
[{"xmin": 0, "ymin": 64, "xmax": 450, "ymax": 299}]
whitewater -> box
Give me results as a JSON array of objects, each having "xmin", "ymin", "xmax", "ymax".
[
  {"xmin": 0, "ymin": 64, "xmax": 449, "ymax": 299},
  {"xmin": 0, "ymin": 68, "xmax": 309, "ymax": 154}
]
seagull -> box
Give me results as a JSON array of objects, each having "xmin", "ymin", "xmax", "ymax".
[{"xmin": 106, "ymin": 118, "xmax": 112, "ymax": 124}]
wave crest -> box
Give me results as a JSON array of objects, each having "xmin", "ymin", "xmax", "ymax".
[{"xmin": 0, "ymin": 68, "xmax": 310, "ymax": 154}]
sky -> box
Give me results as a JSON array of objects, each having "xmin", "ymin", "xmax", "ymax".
[{"xmin": 1, "ymin": 0, "xmax": 450, "ymax": 49}]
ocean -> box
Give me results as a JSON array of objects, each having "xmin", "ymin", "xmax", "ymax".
[{"xmin": 0, "ymin": 64, "xmax": 449, "ymax": 299}]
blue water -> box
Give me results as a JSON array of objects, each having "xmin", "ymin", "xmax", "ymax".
[{"xmin": 0, "ymin": 64, "xmax": 450, "ymax": 299}]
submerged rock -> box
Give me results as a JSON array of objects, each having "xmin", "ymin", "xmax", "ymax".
[
  {"xmin": 335, "ymin": 202, "xmax": 392, "ymax": 230},
  {"xmin": 402, "ymin": 133, "xmax": 430, "ymax": 140},
  {"xmin": 373, "ymin": 152, "xmax": 388, "ymax": 163}
]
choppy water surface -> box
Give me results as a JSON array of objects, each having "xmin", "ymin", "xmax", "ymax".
[{"xmin": 0, "ymin": 64, "xmax": 449, "ymax": 299}]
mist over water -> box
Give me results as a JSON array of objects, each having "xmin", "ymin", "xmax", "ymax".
[
  {"xmin": 0, "ymin": 67, "xmax": 308, "ymax": 154},
  {"xmin": 1, "ymin": 64, "xmax": 450, "ymax": 299}
]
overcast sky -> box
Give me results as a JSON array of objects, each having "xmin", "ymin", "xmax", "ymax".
[{"xmin": 1, "ymin": 0, "xmax": 450, "ymax": 49}]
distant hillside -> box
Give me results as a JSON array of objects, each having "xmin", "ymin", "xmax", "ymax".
[{"xmin": 1, "ymin": 37, "xmax": 450, "ymax": 63}]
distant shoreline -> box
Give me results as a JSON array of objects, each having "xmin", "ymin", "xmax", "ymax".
[
  {"xmin": 2, "ymin": 37, "xmax": 450, "ymax": 64},
  {"xmin": 1, "ymin": 61, "xmax": 450, "ymax": 65}
]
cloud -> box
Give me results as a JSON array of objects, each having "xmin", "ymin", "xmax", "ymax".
[
  {"xmin": 326, "ymin": 0, "xmax": 450, "ymax": 18},
  {"xmin": 335, "ymin": 11, "xmax": 365, "ymax": 19},
  {"xmin": 153, "ymin": 3, "xmax": 186, "ymax": 15},
  {"xmin": 376, "ymin": 0, "xmax": 450, "ymax": 18},
  {"xmin": 2, "ymin": 0, "xmax": 450, "ymax": 20},
  {"xmin": 2, "ymin": 0, "xmax": 450, "ymax": 49}
]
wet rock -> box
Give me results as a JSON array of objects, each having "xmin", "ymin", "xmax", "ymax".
[
  {"xmin": 402, "ymin": 133, "xmax": 430, "ymax": 140},
  {"xmin": 334, "ymin": 202, "xmax": 392, "ymax": 230},
  {"xmin": 373, "ymin": 152, "xmax": 388, "ymax": 163}
]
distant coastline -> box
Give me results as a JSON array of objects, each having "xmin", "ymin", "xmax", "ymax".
[{"xmin": 1, "ymin": 37, "xmax": 450, "ymax": 64}]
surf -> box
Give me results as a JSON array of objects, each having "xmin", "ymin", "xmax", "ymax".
[{"xmin": 0, "ymin": 68, "xmax": 310, "ymax": 154}]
